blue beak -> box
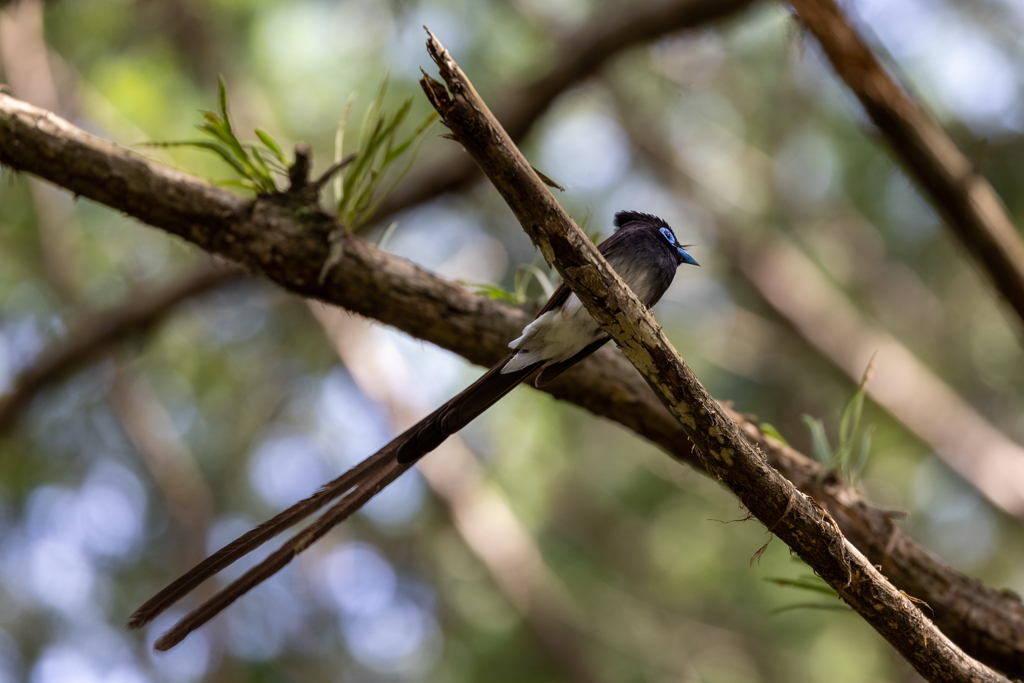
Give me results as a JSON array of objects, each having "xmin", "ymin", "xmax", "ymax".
[{"xmin": 678, "ymin": 248, "xmax": 699, "ymax": 267}]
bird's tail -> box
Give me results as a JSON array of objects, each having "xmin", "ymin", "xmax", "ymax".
[{"xmin": 129, "ymin": 352, "xmax": 537, "ymax": 649}]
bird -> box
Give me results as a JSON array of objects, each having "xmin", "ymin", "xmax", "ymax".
[{"xmin": 128, "ymin": 210, "xmax": 699, "ymax": 650}]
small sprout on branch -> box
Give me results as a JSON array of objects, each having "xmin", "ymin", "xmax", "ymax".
[
  {"xmin": 462, "ymin": 263, "xmax": 558, "ymax": 307},
  {"xmin": 141, "ymin": 77, "xmax": 290, "ymax": 194},
  {"xmin": 319, "ymin": 74, "xmax": 437, "ymax": 284},
  {"xmin": 759, "ymin": 423, "xmax": 789, "ymax": 446},
  {"xmin": 466, "ymin": 282, "xmax": 518, "ymax": 305},
  {"xmin": 802, "ymin": 354, "xmax": 877, "ymax": 483},
  {"xmin": 333, "ymin": 73, "xmax": 438, "ymax": 232}
]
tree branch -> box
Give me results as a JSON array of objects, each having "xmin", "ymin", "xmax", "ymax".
[
  {"xmin": 2, "ymin": 92, "xmax": 1022, "ymax": 677},
  {"xmin": 417, "ymin": 30, "xmax": 1007, "ymax": 683},
  {"xmin": 787, "ymin": 0, "xmax": 1024, "ymax": 335},
  {"xmin": 0, "ymin": 262, "xmax": 240, "ymax": 431},
  {"xmin": 378, "ymin": 0, "xmax": 757, "ymax": 218}
]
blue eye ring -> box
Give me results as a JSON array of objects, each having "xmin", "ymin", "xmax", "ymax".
[{"xmin": 659, "ymin": 227, "xmax": 676, "ymax": 244}]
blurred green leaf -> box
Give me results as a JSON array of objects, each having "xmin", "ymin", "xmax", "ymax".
[
  {"xmin": 375, "ymin": 220, "xmax": 400, "ymax": 251},
  {"xmin": 802, "ymin": 355, "xmax": 876, "ymax": 480},
  {"xmin": 802, "ymin": 414, "xmax": 834, "ymax": 467},
  {"xmin": 255, "ymin": 128, "xmax": 288, "ymax": 165},
  {"xmin": 142, "ymin": 78, "xmax": 288, "ymax": 194},
  {"xmin": 466, "ymin": 282, "xmax": 518, "ymax": 304},
  {"xmin": 771, "ymin": 603, "xmax": 854, "ymax": 616},
  {"xmin": 334, "ymin": 79, "xmax": 436, "ymax": 231},
  {"xmin": 760, "ymin": 423, "xmax": 789, "ymax": 446},
  {"xmin": 765, "ymin": 577, "xmax": 840, "ymax": 597},
  {"xmin": 514, "ymin": 264, "xmax": 556, "ymax": 305}
]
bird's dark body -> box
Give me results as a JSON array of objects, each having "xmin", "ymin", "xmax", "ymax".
[{"xmin": 129, "ymin": 211, "xmax": 698, "ymax": 650}]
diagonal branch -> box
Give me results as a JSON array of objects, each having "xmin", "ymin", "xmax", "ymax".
[
  {"xmin": 378, "ymin": 0, "xmax": 757, "ymax": 218},
  {"xmin": 787, "ymin": 0, "xmax": 1024, "ymax": 335},
  {"xmin": 2, "ymin": 92, "xmax": 1022, "ymax": 677},
  {"xmin": 0, "ymin": 263, "xmax": 241, "ymax": 431},
  {"xmin": 417, "ymin": 30, "xmax": 1007, "ymax": 683}
]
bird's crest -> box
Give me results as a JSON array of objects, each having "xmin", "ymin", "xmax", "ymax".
[{"xmin": 613, "ymin": 210, "xmax": 669, "ymax": 230}]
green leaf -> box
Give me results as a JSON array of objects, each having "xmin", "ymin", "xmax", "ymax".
[
  {"xmin": 334, "ymin": 94, "xmax": 355, "ymax": 210},
  {"xmin": 350, "ymin": 113, "xmax": 436, "ymax": 230},
  {"xmin": 466, "ymin": 283, "xmax": 518, "ymax": 304},
  {"xmin": 375, "ymin": 220, "xmax": 400, "ymax": 250},
  {"xmin": 851, "ymin": 427, "xmax": 874, "ymax": 483},
  {"xmin": 837, "ymin": 353, "xmax": 876, "ymax": 478},
  {"xmin": 250, "ymin": 148, "xmax": 276, "ymax": 192},
  {"xmin": 359, "ymin": 70, "xmax": 389, "ymax": 147},
  {"xmin": 339, "ymin": 118, "xmax": 384, "ymax": 219},
  {"xmin": 217, "ymin": 179, "xmax": 259, "ymax": 190},
  {"xmin": 838, "ymin": 382, "xmax": 866, "ymax": 451},
  {"xmin": 255, "ymin": 129, "xmax": 288, "ymax": 164},
  {"xmin": 218, "ymin": 75, "xmax": 229, "ymax": 121},
  {"xmin": 160, "ymin": 139, "xmax": 252, "ymax": 178},
  {"xmin": 765, "ymin": 577, "xmax": 839, "ymax": 596},
  {"xmin": 145, "ymin": 79, "xmax": 294, "ymax": 196},
  {"xmin": 770, "ymin": 603, "xmax": 853, "ymax": 616},
  {"xmin": 518, "ymin": 264, "xmax": 555, "ymax": 302},
  {"xmin": 385, "ymin": 111, "xmax": 438, "ymax": 165},
  {"xmin": 759, "ymin": 423, "xmax": 789, "ymax": 446},
  {"xmin": 801, "ymin": 415, "xmax": 833, "ymax": 467}
]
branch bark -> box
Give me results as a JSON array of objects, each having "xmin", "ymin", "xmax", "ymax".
[
  {"xmin": 787, "ymin": 0, "xmax": 1024, "ymax": 335},
  {"xmin": 417, "ymin": 30, "xmax": 1007, "ymax": 683},
  {"xmin": 2, "ymin": 92, "xmax": 1022, "ymax": 678}
]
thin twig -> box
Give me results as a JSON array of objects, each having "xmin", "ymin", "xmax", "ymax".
[{"xmin": 312, "ymin": 152, "xmax": 356, "ymax": 191}]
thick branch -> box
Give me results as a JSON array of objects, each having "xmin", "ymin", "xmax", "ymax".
[
  {"xmin": 2, "ymin": 93, "xmax": 1022, "ymax": 677},
  {"xmin": 379, "ymin": 0, "xmax": 756, "ymax": 217},
  {"xmin": 787, "ymin": 0, "xmax": 1024, "ymax": 334},
  {"xmin": 418, "ymin": 31, "xmax": 1007, "ymax": 683}
]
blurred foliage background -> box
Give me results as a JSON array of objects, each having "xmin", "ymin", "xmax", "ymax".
[{"xmin": 1, "ymin": 0, "xmax": 1024, "ymax": 680}]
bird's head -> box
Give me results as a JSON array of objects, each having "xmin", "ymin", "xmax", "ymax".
[{"xmin": 613, "ymin": 211, "xmax": 699, "ymax": 267}]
